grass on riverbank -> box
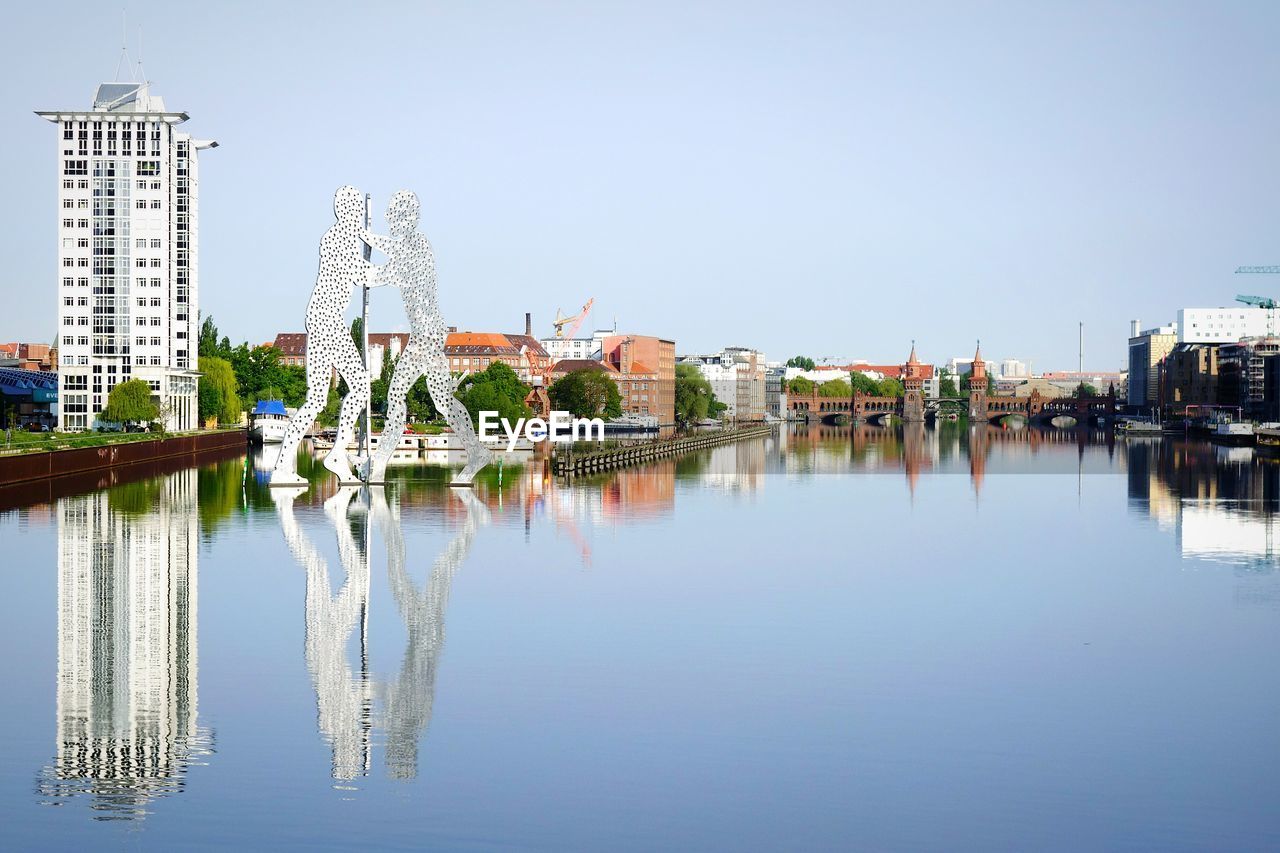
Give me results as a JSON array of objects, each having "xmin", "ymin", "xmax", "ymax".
[{"xmin": 0, "ymin": 428, "xmax": 239, "ymax": 456}]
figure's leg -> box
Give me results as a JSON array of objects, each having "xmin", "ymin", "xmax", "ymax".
[
  {"xmin": 425, "ymin": 357, "xmax": 491, "ymax": 485},
  {"xmin": 271, "ymin": 354, "xmax": 332, "ymax": 486},
  {"xmin": 370, "ymin": 344, "xmax": 422, "ymax": 484},
  {"xmin": 328, "ymin": 341, "xmax": 370, "ymax": 483}
]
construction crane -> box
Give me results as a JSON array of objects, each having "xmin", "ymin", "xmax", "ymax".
[
  {"xmin": 1234, "ymin": 267, "xmax": 1280, "ymax": 336},
  {"xmin": 1236, "ymin": 293, "xmax": 1278, "ymax": 310},
  {"xmin": 531, "ymin": 299, "xmax": 596, "ymax": 402},
  {"xmin": 552, "ymin": 298, "xmax": 594, "ymax": 339}
]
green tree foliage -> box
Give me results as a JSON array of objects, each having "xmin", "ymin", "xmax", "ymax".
[
  {"xmin": 457, "ymin": 362, "xmax": 533, "ymax": 426},
  {"xmin": 275, "ymin": 364, "xmax": 308, "ymax": 408},
  {"xmin": 786, "ymin": 355, "xmax": 816, "ymax": 371},
  {"xmin": 818, "ymin": 378, "xmax": 852, "ymax": 397},
  {"xmin": 198, "ymin": 356, "xmax": 241, "ymax": 425},
  {"xmin": 1073, "ymin": 382, "xmax": 1100, "ymax": 397},
  {"xmin": 350, "ymin": 317, "xmax": 364, "ymax": 357},
  {"xmin": 229, "ymin": 344, "xmax": 302, "ymax": 406},
  {"xmin": 198, "ymin": 315, "xmax": 228, "ymax": 358},
  {"xmin": 849, "ymin": 372, "xmax": 879, "ymax": 395},
  {"xmin": 317, "ymin": 387, "xmax": 342, "ymax": 427},
  {"xmin": 100, "ymin": 379, "xmax": 160, "ymax": 425},
  {"xmin": 877, "ymin": 377, "xmax": 905, "ymax": 397},
  {"xmin": 674, "ymin": 363, "xmax": 723, "ymax": 423},
  {"xmin": 938, "ymin": 367, "xmax": 959, "ymax": 398},
  {"xmin": 367, "ymin": 355, "xmax": 439, "ymax": 422},
  {"xmin": 406, "ymin": 375, "xmax": 439, "ymax": 422},
  {"xmin": 372, "ymin": 354, "xmax": 392, "ymax": 415},
  {"xmin": 549, "ymin": 369, "xmax": 623, "ymax": 419},
  {"xmin": 848, "ymin": 372, "xmax": 906, "ymax": 397},
  {"xmin": 787, "ymin": 376, "xmax": 815, "ymax": 395},
  {"xmin": 199, "ymin": 317, "xmax": 308, "ymax": 407}
]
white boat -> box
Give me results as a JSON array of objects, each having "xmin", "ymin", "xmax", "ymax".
[
  {"xmin": 1211, "ymin": 420, "xmax": 1254, "ymax": 446},
  {"xmin": 605, "ymin": 414, "xmax": 659, "ymax": 432},
  {"xmin": 250, "ymin": 400, "xmax": 290, "ymax": 444},
  {"xmin": 1118, "ymin": 418, "xmax": 1163, "ymax": 436}
]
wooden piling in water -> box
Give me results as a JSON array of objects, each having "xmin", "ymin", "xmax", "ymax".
[{"xmin": 551, "ymin": 425, "xmax": 774, "ymax": 477}]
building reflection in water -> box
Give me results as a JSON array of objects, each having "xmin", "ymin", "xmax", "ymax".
[
  {"xmin": 272, "ymin": 485, "xmax": 489, "ymax": 784},
  {"xmin": 38, "ymin": 469, "xmax": 211, "ymax": 819},
  {"xmin": 1128, "ymin": 439, "xmax": 1280, "ymax": 570}
]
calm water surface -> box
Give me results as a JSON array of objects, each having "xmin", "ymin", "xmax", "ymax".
[{"xmin": 1, "ymin": 424, "xmax": 1279, "ymax": 851}]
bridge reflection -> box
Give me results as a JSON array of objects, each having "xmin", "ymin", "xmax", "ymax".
[{"xmin": 781, "ymin": 421, "xmax": 1116, "ymax": 497}]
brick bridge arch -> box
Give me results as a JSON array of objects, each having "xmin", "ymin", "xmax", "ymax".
[{"xmin": 788, "ymin": 387, "xmax": 1117, "ymax": 426}]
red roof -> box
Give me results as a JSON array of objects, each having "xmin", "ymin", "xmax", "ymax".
[
  {"xmin": 273, "ymin": 333, "xmax": 307, "ymax": 356},
  {"xmin": 369, "ymin": 333, "xmax": 411, "ymax": 350},
  {"xmin": 551, "ymin": 359, "xmax": 615, "ymax": 374},
  {"xmin": 504, "ymin": 334, "xmax": 549, "ymax": 358},
  {"xmin": 845, "ymin": 363, "xmax": 935, "ymax": 380}
]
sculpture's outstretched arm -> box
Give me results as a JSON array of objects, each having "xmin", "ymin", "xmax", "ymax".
[{"xmin": 361, "ymin": 229, "xmax": 398, "ymax": 256}]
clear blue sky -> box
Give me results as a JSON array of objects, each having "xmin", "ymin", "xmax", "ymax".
[{"xmin": 5, "ymin": 1, "xmax": 1279, "ymax": 370}]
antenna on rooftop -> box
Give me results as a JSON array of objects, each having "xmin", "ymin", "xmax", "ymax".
[
  {"xmin": 114, "ymin": 10, "xmax": 137, "ymax": 82},
  {"xmin": 136, "ymin": 24, "xmax": 148, "ymax": 84}
]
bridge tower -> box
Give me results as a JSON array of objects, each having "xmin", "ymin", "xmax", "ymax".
[
  {"xmin": 966, "ymin": 341, "xmax": 988, "ymax": 422},
  {"xmin": 902, "ymin": 341, "xmax": 925, "ymax": 423}
]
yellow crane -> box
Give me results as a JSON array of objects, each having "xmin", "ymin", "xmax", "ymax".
[{"xmin": 552, "ymin": 298, "xmax": 594, "ymax": 339}]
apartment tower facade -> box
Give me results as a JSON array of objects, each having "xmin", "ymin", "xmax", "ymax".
[{"xmin": 38, "ymin": 80, "xmax": 215, "ymax": 430}]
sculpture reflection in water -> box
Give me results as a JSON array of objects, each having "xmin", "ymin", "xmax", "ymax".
[
  {"xmin": 38, "ymin": 469, "xmax": 212, "ymax": 819},
  {"xmin": 272, "ymin": 485, "xmax": 489, "ymax": 782},
  {"xmin": 373, "ymin": 487, "xmax": 490, "ymax": 778},
  {"xmin": 274, "ymin": 485, "xmax": 374, "ymax": 780}
]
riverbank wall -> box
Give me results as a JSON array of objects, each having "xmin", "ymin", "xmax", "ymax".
[{"xmin": 0, "ymin": 429, "xmax": 247, "ymax": 488}]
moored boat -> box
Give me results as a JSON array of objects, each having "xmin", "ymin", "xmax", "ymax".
[
  {"xmin": 1117, "ymin": 418, "xmax": 1164, "ymax": 436},
  {"xmin": 1210, "ymin": 420, "xmax": 1255, "ymax": 446},
  {"xmin": 249, "ymin": 400, "xmax": 290, "ymax": 444},
  {"xmin": 1255, "ymin": 424, "xmax": 1280, "ymax": 452}
]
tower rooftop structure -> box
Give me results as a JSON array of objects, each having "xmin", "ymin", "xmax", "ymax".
[{"xmin": 970, "ymin": 342, "xmax": 986, "ymax": 381}]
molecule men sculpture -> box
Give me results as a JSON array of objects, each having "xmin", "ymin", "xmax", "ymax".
[{"xmin": 270, "ymin": 187, "xmax": 490, "ymax": 489}]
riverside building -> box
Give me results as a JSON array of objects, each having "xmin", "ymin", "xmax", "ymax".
[{"xmin": 38, "ymin": 80, "xmax": 216, "ymax": 431}]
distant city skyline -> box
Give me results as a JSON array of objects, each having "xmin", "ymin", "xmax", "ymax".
[{"xmin": 5, "ymin": 1, "xmax": 1280, "ymax": 370}]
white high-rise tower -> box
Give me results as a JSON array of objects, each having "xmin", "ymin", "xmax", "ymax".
[{"xmin": 37, "ymin": 79, "xmax": 216, "ymax": 431}]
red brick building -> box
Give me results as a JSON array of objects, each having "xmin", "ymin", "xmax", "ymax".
[
  {"xmin": 600, "ymin": 334, "xmax": 676, "ymax": 425},
  {"xmin": 272, "ymin": 333, "xmax": 307, "ymax": 367},
  {"xmin": 1, "ymin": 342, "xmax": 56, "ymax": 372},
  {"xmin": 549, "ymin": 353, "xmax": 664, "ymax": 421}
]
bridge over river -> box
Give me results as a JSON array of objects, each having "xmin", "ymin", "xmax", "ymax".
[{"xmin": 786, "ymin": 343, "xmax": 1118, "ymax": 427}]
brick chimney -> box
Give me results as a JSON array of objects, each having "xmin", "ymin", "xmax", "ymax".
[
  {"xmin": 620, "ymin": 337, "xmax": 634, "ymax": 374},
  {"xmin": 525, "ymin": 312, "xmax": 532, "ymax": 337}
]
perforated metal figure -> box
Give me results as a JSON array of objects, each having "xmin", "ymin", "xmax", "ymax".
[
  {"xmin": 363, "ymin": 191, "xmax": 492, "ymax": 485},
  {"xmin": 271, "ymin": 186, "xmax": 372, "ymax": 486}
]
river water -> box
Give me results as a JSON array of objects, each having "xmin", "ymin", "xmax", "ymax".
[{"xmin": 1, "ymin": 424, "xmax": 1278, "ymax": 851}]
